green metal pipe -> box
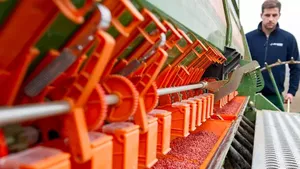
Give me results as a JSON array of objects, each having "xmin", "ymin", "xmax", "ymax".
[
  {"xmin": 265, "ymin": 63, "xmax": 284, "ymax": 111},
  {"xmin": 223, "ymin": 0, "xmax": 232, "ymax": 46}
]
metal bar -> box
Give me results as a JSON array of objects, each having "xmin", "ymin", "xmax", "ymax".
[
  {"xmin": 223, "ymin": 0, "xmax": 232, "ymax": 47},
  {"xmin": 105, "ymin": 94, "xmax": 119, "ymax": 105},
  {"xmin": 157, "ymin": 82, "xmax": 206, "ymax": 96},
  {"xmin": 0, "ymin": 101, "xmax": 71, "ymax": 127},
  {"xmin": 260, "ymin": 59, "xmax": 300, "ymax": 71},
  {"xmin": 0, "ymin": 95, "xmax": 120, "ymax": 127},
  {"xmin": 265, "ymin": 63, "xmax": 284, "ymax": 111},
  {"xmin": 0, "ymin": 82, "xmax": 209, "ymax": 126},
  {"xmin": 287, "ymin": 98, "xmax": 291, "ymax": 112}
]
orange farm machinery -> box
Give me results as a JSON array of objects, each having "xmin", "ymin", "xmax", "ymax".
[{"xmin": 0, "ymin": 0, "xmax": 300, "ymax": 169}]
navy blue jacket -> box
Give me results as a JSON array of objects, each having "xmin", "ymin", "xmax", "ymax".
[{"xmin": 246, "ymin": 22, "xmax": 300, "ymax": 96}]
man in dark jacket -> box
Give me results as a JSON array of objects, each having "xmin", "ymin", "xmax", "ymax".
[{"xmin": 246, "ymin": 0, "xmax": 300, "ymax": 111}]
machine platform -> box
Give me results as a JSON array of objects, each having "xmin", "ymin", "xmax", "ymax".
[{"xmin": 252, "ymin": 110, "xmax": 300, "ymax": 169}]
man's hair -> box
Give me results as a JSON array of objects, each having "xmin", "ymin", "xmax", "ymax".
[{"xmin": 262, "ymin": 0, "xmax": 281, "ymax": 13}]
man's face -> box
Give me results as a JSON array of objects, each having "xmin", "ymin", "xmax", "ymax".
[{"xmin": 261, "ymin": 8, "xmax": 280, "ymax": 30}]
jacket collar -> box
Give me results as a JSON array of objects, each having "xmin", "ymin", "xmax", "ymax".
[{"xmin": 257, "ymin": 21, "xmax": 280, "ymax": 33}]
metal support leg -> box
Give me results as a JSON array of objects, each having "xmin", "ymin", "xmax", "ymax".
[{"xmin": 265, "ymin": 63, "xmax": 284, "ymax": 111}]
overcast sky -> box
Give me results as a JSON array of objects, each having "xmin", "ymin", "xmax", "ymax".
[{"xmin": 240, "ymin": 0, "xmax": 300, "ymax": 42}]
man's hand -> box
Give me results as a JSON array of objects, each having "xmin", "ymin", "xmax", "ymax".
[{"xmin": 284, "ymin": 93, "xmax": 294, "ymax": 103}]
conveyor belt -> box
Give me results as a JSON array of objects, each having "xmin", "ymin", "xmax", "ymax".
[{"xmin": 252, "ymin": 110, "xmax": 300, "ymax": 169}]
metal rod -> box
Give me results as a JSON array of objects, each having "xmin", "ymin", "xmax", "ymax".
[
  {"xmin": 287, "ymin": 99, "xmax": 291, "ymax": 112},
  {"xmin": 265, "ymin": 63, "xmax": 285, "ymax": 111},
  {"xmin": 260, "ymin": 59, "xmax": 300, "ymax": 71},
  {"xmin": 105, "ymin": 94, "xmax": 119, "ymax": 105},
  {"xmin": 0, "ymin": 101, "xmax": 71, "ymax": 127},
  {"xmin": 105, "ymin": 82, "xmax": 207, "ymax": 105},
  {"xmin": 0, "ymin": 83, "xmax": 208, "ymax": 126},
  {"xmin": 157, "ymin": 82, "xmax": 206, "ymax": 96}
]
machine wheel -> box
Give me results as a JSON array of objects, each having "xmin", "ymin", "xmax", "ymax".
[
  {"xmin": 102, "ymin": 75, "xmax": 139, "ymax": 122},
  {"xmin": 130, "ymin": 76, "xmax": 159, "ymax": 113},
  {"xmin": 85, "ymin": 85, "xmax": 107, "ymax": 130},
  {"xmin": 144, "ymin": 83, "xmax": 159, "ymax": 113}
]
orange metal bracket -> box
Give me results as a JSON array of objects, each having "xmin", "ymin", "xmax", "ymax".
[
  {"xmin": 3, "ymin": 49, "xmax": 40, "ymax": 105},
  {"xmin": 162, "ymin": 20, "xmax": 182, "ymax": 50},
  {"xmin": 0, "ymin": 0, "xmax": 61, "ymax": 105},
  {"xmin": 160, "ymin": 65, "xmax": 181, "ymax": 88},
  {"xmin": 40, "ymin": 8, "xmax": 109, "ymax": 101},
  {"xmin": 172, "ymin": 66, "xmax": 190, "ymax": 87},
  {"xmin": 175, "ymin": 29, "xmax": 193, "ymax": 53},
  {"xmin": 128, "ymin": 62, "xmax": 148, "ymax": 78},
  {"xmin": 19, "ymin": 8, "xmax": 101, "ymax": 102},
  {"xmin": 0, "ymin": 0, "xmax": 58, "ymax": 71},
  {"xmin": 58, "ymin": 30, "xmax": 115, "ymax": 163},
  {"xmin": 102, "ymin": 0, "xmax": 144, "ymax": 37},
  {"xmin": 169, "ymin": 38, "xmax": 199, "ymax": 68},
  {"xmin": 153, "ymin": 29, "xmax": 193, "ymax": 88},
  {"xmin": 64, "ymin": 30, "xmax": 115, "ymax": 105},
  {"xmin": 157, "ymin": 39, "xmax": 204, "ymax": 89},
  {"xmin": 102, "ymin": 8, "xmax": 165, "ymax": 79},
  {"xmin": 177, "ymin": 42, "xmax": 209, "ymax": 86},
  {"xmin": 133, "ymin": 48, "xmax": 168, "ymax": 133},
  {"xmin": 52, "ymin": 0, "xmax": 94, "ymax": 24},
  {"xmin": 116, "ymin": 9, "xmax": 167, "ymax": 65}
]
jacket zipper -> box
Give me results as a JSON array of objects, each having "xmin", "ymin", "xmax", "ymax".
[{"xmin": 264, "ymin": 37, "xmax": 269, "ymax": 63}]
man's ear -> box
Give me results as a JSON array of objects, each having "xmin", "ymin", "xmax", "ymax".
[{"xmin": 261, "ymin": 13, "xmax": 263, "ymax": 19}]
